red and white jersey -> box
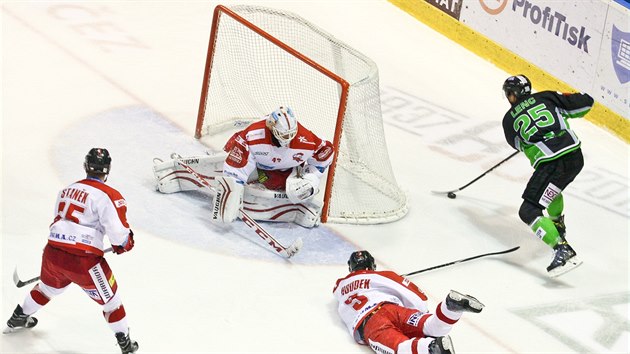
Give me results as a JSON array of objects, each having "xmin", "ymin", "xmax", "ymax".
[
  {"xmin": 48, "ymin": 178, "xmax": 131, "ymax": 256},
  {"xmin": 332, "ymin": 270, "xmax": 429, "ymax": 343},
  {"xmin": 223, "ymin": 119, "xmax": 335, "ymax": 184}
]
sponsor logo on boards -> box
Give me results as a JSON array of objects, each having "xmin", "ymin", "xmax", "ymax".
[
  {"xmin": 611, "ymin": 25, "xmax": 630, "ymax": 84},
  {"xmin": 426, "ymin": 0, "xmax": 463, "ymax": 19},
  {"xmin": 480, "ymin": 0, "xmax": 592, "ymax": 53}
]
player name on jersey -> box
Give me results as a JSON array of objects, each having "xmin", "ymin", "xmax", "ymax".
[
  {"xmin": 60, "ymin": 187, "xmax": 89, "ymax": 204},
  {"xmin": 340, "ymin": 279, "xmax": 371, "ymax": 295}
]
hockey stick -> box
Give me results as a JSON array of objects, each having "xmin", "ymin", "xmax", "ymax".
[
  {"xmin": 402, "ymin": 246, "xmax": 520, "ymax": 277},
  {"xmin": 432, "ymin": 151, "xmax": 519, "ymax": 198},
  {"xmin": 13, "ymin": 247, "xmax": 113, "ymax": 288},
  {"xmin": 176, "ymin": 161, "xmax": 302, "ymax": 259}
]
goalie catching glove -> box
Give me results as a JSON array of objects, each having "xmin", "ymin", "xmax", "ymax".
[
  {"xmin": 210, "ymin": 176, "xmax": 244, "ymax": 223},
  {"xmin": 286, "ymin": 170, "xmax": 320, "ymax": 204}
]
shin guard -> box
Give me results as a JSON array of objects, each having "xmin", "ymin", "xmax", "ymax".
[{"xmin": 530, "ymin": 216, "xmax": 561, "ymax": 247}]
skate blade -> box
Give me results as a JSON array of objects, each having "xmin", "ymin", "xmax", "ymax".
[
  {"xmin": 440, "ymin": 335, "xmax": 454, "ymax": 352},
  {"xmin": 2, "ymin": 326, "xmax": 25, "ymax": 334},
  {"xmin": 449, "ymin": 290, "xmax": 485, "ymax": 311},
  {"xmin": 548, "ymin": 256, "xmax": 583, "ymax": 278}
]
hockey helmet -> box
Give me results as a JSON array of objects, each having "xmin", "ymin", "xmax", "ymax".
[
  {"xmin": 348, "ymin": 250, "xmax": 376, "ymax": 272},
  {"xmin": 502, "ymin": 75, "xmax": 532, "ymax": 100},
  {"xmin": 84, "ymin": 148, "xmax": 112, "ymax": 174},
  {"xmin": 267, "ymin": 106, "xmax": 298, "ymax": 147}
]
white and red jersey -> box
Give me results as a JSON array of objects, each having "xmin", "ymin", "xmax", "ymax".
[
  {"xmin": 332, "ymin": 270, "xmax": 429, "ymax": 343},
  {"xmin": 48, "ymin": 177, "xmax": 131, "ymax": 256},
  {"xmin": 223, "ymin": 119, "xmax": 335, "ymax": 185}
]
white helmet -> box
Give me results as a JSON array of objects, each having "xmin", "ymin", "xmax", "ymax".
[{"xmin": 266, "ymin": 106, "xmax": 298, "ymax": 147}]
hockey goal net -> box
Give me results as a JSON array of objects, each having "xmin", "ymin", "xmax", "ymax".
[{"xmin": 195, "ymin": 5, "xmax": 407, "ymax": 224}]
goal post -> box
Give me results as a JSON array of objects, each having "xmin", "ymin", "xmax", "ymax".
[{"xmin": 195, "ymin": 4, "xmax": 408, "ymax": 224}]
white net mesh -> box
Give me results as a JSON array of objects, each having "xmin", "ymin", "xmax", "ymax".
[{"xmin": 198, "ymin": 5, "xmax": 407, "ymax": 224}]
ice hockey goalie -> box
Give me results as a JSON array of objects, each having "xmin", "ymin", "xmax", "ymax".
[{"xmin": 153, "ymin": 106, "xmax": 334, "ymax": 228}]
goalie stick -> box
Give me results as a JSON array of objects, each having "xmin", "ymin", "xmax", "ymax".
[
  {"xmin": 13, "ymin": 248, "xmax": 113, "ymax": 288},
  {"xmin": 432, "ymin": 151, "xmax": 519, "ymax": 197},
  {"xmin": 402, "ymin": 246, "xmax": 520, "ymax": 277},
  {"xmin": 176, "ymin": 160, "xmax": 302, "ymax": 259}
]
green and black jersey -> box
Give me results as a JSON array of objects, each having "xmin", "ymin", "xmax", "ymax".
[{"xmin": 502, "ymin": 91, "xmax": 594, "ymax": 168}]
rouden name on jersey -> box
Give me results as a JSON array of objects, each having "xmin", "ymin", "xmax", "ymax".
[{"xmin": 332, "ymin": 270, "xmax": 428, "ymax": 343}]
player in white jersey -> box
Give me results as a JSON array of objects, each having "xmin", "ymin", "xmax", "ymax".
[
  {"xmin": 333, "ymin": 251, "xmax": 485, "ymax": 354},
  {"xmin": 153, "ymin": 106, "xmax": 335, "ymax": 227},
  {"xmin": 3, "ymin": 148, "xmax": 139, "ymax": 354}
]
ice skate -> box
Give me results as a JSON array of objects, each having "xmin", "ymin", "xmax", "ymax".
[
  {"xmin": 116, "ymin": 331, "xmax": 139, "ymax": 354},
  {"xmin": 547, "ymin": 242, "xmax": 582, "ymax": 277},
  {"xmin": 428, "ymin": 335, "xmax": 455, "ymax": 354},
  {"xmin": 445, "ymin": 290, "xmax": 484, "ymax": 313},
  {"xmin": 3, "ymin": 305, "xmax": 37, "ymax": 334}
]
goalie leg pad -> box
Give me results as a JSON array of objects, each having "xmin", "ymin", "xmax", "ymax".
[
  {"xmin": 153, "ymin": 152, "xmax": 226, "ymax": 194},
  {"xmin": 293, "ymin": 198, "xmax": 323, "ymax": 228},
  {"xmin": 210, "ymin": 176, "xmax": 244, "ymax": 223},
  {"xmin": 243, "ymin": 184, "xmax": 322, "ymax": 228}
]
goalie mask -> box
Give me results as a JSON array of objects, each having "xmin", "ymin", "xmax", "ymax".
[
  {"xmin": 84, "ymin": 148, "xmax": 112, "ymax": 174},
  {"xmin": 502, "ymin": 75, "xmax": 531, "ymax": 100},
  {"xmin": 267, "ymin": 106, "xmax": 298, "ymax": 147},
  {"xmin": 348, "ymin": 250, "xmax": 376, "ymax": 272}
]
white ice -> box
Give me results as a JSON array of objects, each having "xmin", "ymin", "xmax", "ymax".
[{"xmin": 2, "ymin": 1, "xmax": 628, "ymax": 353}]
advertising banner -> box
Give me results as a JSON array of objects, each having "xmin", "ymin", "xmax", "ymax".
[
  {"xmin": 613, "ymin": 0, "xmax": 630, "ymax": 10},
  {"xmin": 596, "ymin": 4, "xmax": 630, "ymax": 117},
  {"xmin": 425, "ymin": 0, "xmax": 463, "ymax": 19},
  {"xmin": 460, "ymin": 0, "xmax": 628, "ymax": 119}
]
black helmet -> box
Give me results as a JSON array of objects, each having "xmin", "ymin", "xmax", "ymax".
[
  {"xmin": 502, "ymin": 75, "xmax": 532, "ymax": 99},
  {"xmin": 84, "ymin": 148, "xmax": 111, "ymax": 174},
  {"xmin": 348, "ymin": 250, "xmax": 376, "ymax": 272}
]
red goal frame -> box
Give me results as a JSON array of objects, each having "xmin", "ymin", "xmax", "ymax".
[{"xmin": 195, "ymin": 5, "xmax": 350, "ymax": 223}]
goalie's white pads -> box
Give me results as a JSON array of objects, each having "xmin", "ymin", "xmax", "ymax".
[
  {"xmin": 153, "ymin": 152, "xmax": 226, "ymax": 194},
  {"xmin": 210, "ymin": 176, "xmax": 244, "ymax": 223},
  {"xmin": 153, "ymin": 158, "xmax": 192, "ymax": 193},
  {"xmin": 244, "ymin": 183, "xmax": 322, "ymax": 228},
  {"xmin": 286, "ymin": 172, "xmax": 320, "ymax": 204}
]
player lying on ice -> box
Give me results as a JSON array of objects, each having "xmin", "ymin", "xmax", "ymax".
[
  {"xmin": 333, "ymin": 251, "xmax": 485, "ymax": 354},
  {"xmin": 153, "ymin": 106, "xmax": 335, "ymax": 228}
]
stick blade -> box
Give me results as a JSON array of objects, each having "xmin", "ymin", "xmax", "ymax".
[
  {"xmin": 283, "ymin": 237, "xmax": 303, "ymax": 259},
  {"xmin": 431, "ymin": 189, "xmax": 458, "ymax": 195},
  {"xmin": 13, "ymin": 267, "xmax": 32, "ymax": 288},
  {"xmin": 12, "ymin": 268, "xmax": 22, "ymax": 287}
]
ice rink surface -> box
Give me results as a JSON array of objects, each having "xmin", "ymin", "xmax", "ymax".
[{"xmin": 1, "ymin": 1, "xmax": 628, "ymax": 353}]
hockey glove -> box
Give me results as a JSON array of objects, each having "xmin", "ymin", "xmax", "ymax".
[
  {"xmin": 286, "ymin": 173, "xmax": 319, "ymax": 204},
  {"xmin": 112, "ymin": 230, "xmax": 135, "ymax": 254}
]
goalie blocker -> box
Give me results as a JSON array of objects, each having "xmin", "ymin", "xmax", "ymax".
[{"xmin": 153, "ymin": 153, "xmax": 322, "ymax": 227}]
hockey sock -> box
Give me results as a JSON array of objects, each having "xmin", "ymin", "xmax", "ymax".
[
  {"xmin": 398, "ymin": 337, "xmax": 434, "ymax": 354},
  {"xmin": 436, "ymin": 301, "xmax": 461, "ymax": 323},
  {"xmin": 21, "ymin": 286, "xmax": 50, "ymax": 315},
  {"xmin": 547, "ymin": 193, "xmax": 564, "ymax": 219},
  {"xmin": 421, "ymin": 303, "xmax": 456, "ymax": 337},
  {"xmin": 530, "ymin": 217, "xmax": 561, "ymax": 247},
  {"xmin": 104, "ymin": 305, "xmax": 129, "ymax": 334}
]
